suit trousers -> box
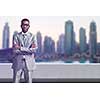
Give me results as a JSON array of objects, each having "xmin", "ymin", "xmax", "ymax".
[{"xmin": 13, "ymin": 59, "xmax": 33, "ymax": 83}]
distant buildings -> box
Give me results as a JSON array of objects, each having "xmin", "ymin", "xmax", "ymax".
[
  {"xmin": 43, "ymin": 36, "xmax": 55, "ymax": 54},
  {"xmin": 36, "ymin": 31, "xmax": 42, "ymax": 55},
  {"xmin": 79, "ymin": 27, "xmax": 87, "ymax": 53},
  {"xmin": 89, "ymin": 21, "xmax": 97, "ymax": 57},
  {"xmin": 72, "ymin": 31, "xmax": 77, "ymax": 54},
  {"xmin": 64, "ymin": 20, "xmax": 75, "ymax": 56},
  {"xmin": 13, "ymin": 31, "xmax": 18, "ymax": 35},
  {"xmin": 2, "ymin": 23, "xmax": 10, "ymax": 48},
  {"xmin": 0, "ymin": 20, "xmax": 99, "ymax": 62},
  {"xmin": 57, "ymin": 34, "xmax": 64, "ymax": 54}
]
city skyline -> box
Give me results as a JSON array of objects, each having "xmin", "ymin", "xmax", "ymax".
[{"xmin": 0, "ymin": 16, "xmax": 100, "ymax": 48}]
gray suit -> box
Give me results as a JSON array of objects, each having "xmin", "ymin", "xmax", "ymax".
[{"xmin": 12, "ymin": 32, "xmax": 37, "ymax": 83}]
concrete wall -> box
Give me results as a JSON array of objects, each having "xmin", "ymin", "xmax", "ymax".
[{"xmin": 0, "ymin": 63, "xmax": 100, "ymax": 79}]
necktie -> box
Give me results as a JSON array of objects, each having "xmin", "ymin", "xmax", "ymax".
[{"xmin": 22, "ymin": 34, "xmax": 26, "ymax": 46}]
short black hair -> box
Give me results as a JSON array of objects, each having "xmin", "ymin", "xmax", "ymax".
[{"xmin": 21, "ymin": 18, "xmax": 30, "ymax": 24}]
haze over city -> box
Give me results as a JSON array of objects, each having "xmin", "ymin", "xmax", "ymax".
[{"xmin": 0, "ymin": 16, "xmax": 100, "ymax": 48}]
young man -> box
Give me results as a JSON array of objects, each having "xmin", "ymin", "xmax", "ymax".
[{"xmin": 12, "ymin": 18, "xmax": 38, "ymax": 83}]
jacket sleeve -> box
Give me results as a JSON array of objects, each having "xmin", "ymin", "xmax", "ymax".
[
  {"xmin": 12, "ymin": 33, "xmax": 22, "ymax": 54},
  {"xmin": 29, "ymin": 35, "xmax": 38, "ymax": 53},
  {"xmin": 21, "ymin": 35, "xmax": 38, "ymax": 53}
]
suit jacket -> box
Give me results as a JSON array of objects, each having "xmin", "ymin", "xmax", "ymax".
[{"xmin": 12, "ymin": 32, "xmax": 38, "ymax": 71}]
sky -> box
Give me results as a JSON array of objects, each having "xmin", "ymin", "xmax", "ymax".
[{"xmin": 0, "ymin": 16, "xmax": 100, "ymax": 48}]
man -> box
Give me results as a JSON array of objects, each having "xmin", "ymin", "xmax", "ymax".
[{"xmin": 12, "ymin": 18, "xmax": 38, "ymax": 83}]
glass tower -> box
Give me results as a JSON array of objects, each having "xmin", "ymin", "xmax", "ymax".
[
  {"xmin": 89, "ymin": 21, "xmax": 97, "ymax": 56},
  {"xmin": 2, "ymin": 23, "xmax": 10, "ymax": 49},
  {"xmin": 65, "ymin": 20, "xmax": 74, "ymax": 56},
  {"xmin": 79, "ymin": 27, "xmax": 87, "ymax": 53}
]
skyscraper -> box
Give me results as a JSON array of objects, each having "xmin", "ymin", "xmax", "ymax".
[
  {"xmin": 13, "ymin": 31, "xmax": 18, "ymax": 35},
  {"xmin": 43, "ymin": 36, "xmax": 49, "ymax": 54},
  {"xmin": 2, "ymin": 23, "xmax": 10, "ymax": 49},
  {"xmin": 72, "ymin": 31, "xmax": 77, "ymax": 54},
  {"xmin": 79, "ymin": 27, "xmax": 87, "ymax": 53},
  {"xmin": 89, "ymin": 21, "xmax": 97, "ymax": 56},
  {"xmin": 36, "ymin": 31, "xmax": 42, "ymax": 55},
  {"xmin": 57, "ymin": 34, "xmax": 64, "ymax": 54},
  {"xmin": 51, "ymin": 40, "xmax": 55, "ymax": 54},
  {"xmin": 64, "ymin": 20, "xmax": 74, "ymax": 56},
  {"xmin": 43, "ymin": 36, "xmax": 55, "ymax": 54}
]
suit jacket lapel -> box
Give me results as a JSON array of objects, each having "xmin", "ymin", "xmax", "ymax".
[
  {"xmin": 25, "ymin": 33, "xmax": 31, "ymax": 47},
  {"xmin": 26, "ymin": 33, "xmax": 34, "ymax": 48},
  {"xmin": 18, "ymin": 32, "xmax": 25, "ymax": 47},
  {"xmin": 17, "ymin": 32, "xmax": 33, "ymax": 48}
]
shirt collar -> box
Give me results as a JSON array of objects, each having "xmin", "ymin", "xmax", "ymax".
[{"xmin": 21, "ymin": 32, "xmax": 28, "ymax": 35}]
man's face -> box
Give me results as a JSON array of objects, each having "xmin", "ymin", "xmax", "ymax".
[{"xmin": 21, "ymin": 20, "xmax": 30, "ymax": 33}]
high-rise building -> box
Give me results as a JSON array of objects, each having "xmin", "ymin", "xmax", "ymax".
[
  {"xmin": 43, "ymin": 36, "xmax": 49, "ymax": 53},
  {"xmin": 36, "ymin": 31, "xmax": 42, "ymax": 55},
  {"xmin": 64, "ymin": 20, "xmax": 74, "ymax": 56},
  {"xmin": 43, "ymin": 36, "xmax": 55, "ymax": 54},
  {"xmin": 13, "ymin": 31, "xmax": 18, "ymax": 35},
  {"xmin": 79, "ymin": 27, "xmax": 87, "ymax": 53},
  {"xmin": 89, "ymin": 21, "xmax": 97, "ymax": 56},
  {"xmin": 72, "ymin": 31, "xmax": 77, "ymax": 54},
  {"xmin": 2, "ymin": 23, "xmax": 10, "ymax": 48},
  {"xmin": 57, "ymin": 34, "xmax": 64, "ymax": 54},
  {"xmin": 51, "ymin": 40, "xmax": 55, "ymax": 54}
]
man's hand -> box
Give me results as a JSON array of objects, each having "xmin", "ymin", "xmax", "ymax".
[
  {"xmin": 21, "ymin": 47, "xmax": 35, "ymax": 53},
  {"xmin": 20, "ymin": 47, "xmax": 29, "ymax": 52},
  {"xmin": 14, "ymin": 44, "xmax": 20, "ymax": 49},
  {"xmin": 31, "ymin": 44, "xmax": 36, "ymax": 48}
]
